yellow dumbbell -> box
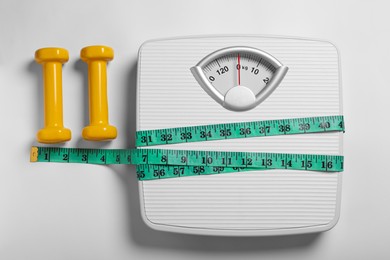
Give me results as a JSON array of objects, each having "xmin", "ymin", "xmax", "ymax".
[
  {"xmin": 35, "ymin": 47, "xmax": 71, "ymax": 143},
  {"xmin": 81, "ymin": 45, "xmax": 117, "ymax": 141}
]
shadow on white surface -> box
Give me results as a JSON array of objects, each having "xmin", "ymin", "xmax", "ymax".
[
  {"xmin": 109, "ymin": 61, "xmax": 322, "ymax": 251},
  {"xmin": 27, "ymin": 61, "xmax": 44, "ymax": 132}
]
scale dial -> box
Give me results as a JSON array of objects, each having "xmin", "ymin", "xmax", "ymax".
[{"xmin": 191, "ymin": 46, "xmax": 288, "ymax": 111}]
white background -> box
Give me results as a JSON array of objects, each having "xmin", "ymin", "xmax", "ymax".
[{"xmin": 0, "ymin": 0, "xmax": 387, "ymax": 259}]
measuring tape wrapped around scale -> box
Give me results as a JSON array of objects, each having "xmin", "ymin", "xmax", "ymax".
[{"xmin": 31, "ymin": 115, "xmax": 344, "ymax": 180}]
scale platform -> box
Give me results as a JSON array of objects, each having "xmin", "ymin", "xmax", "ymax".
[{"xmin": 136, "ymin": 35, "xmax": 343, "ymax": 236}]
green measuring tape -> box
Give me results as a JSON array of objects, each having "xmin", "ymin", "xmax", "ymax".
[
  {"xmin": 136, "ymin": 115, "xmax": 344, "ymax": 147},
  {"xmin": 30, "ymin": 115, "xmax": 345, "ymax": 181}
]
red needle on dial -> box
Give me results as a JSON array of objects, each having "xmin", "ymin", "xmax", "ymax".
[{"xmin": 237, "ymin": 53, "xmax": 241, "ymax": 86}]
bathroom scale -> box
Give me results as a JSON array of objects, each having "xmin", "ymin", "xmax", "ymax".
[{"xmin": 136, "ymin": 35, "xmax": 343, "ymax": 236}]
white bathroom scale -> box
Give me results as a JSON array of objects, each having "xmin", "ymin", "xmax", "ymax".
[{"xmin": 136, "ymin": 35, "xmax": 343, "ymax": 236}]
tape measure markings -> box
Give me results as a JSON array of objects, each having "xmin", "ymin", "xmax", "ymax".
[
  {"xmin": 31, "ymin": 147, "xmax": 344, "ymax": 180},
  {"xmin": 135, "ymin": 115, "xmax": 344, "ymax": 147},
  {"xmin": 135, "ymin": 165, "xmax": 262, "ymax": 180},
  {"xmin": 135, "ymin": 163, "xmax": 342, "ymax": 181}
]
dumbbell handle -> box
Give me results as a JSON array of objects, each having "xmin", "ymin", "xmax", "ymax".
[
  {"xmin": 87, "ymin": 60, "xmax": 109, "ymax": 126},
  {"xmin": 43, "ymin": 62, "xmax": 65, "ymax": 128}
]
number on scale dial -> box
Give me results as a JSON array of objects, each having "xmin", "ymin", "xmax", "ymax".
[
  {"xmin": 206, "ymin": 53, "xmax": 273, "ymax": 96},
  {"xmin": 191, "ymin": 46, "xmax": 288, "ymax": 111}
]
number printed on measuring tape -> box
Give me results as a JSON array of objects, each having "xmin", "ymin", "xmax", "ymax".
[{"xmin": 135, "ymin": 115, "xmax": 344, "ymax": 147}]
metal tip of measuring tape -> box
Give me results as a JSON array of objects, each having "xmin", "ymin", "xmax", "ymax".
[{"xmin": 30, "ymin": 147, "xmax": 38, "ymax": 162}]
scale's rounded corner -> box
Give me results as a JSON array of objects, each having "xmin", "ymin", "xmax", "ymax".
[
  {"xmin": 138, "ymin": 186, "xmax": 167, "ymax": 233},
  {"xmin": 308, "ymin": 208, "xmax": 341, "ymax": 234},
  {"xmin": 279, "ymin": 212, "xmax": 341, "ymax": 236},
  {"xmin": 139, "ymin": 209, "xmax": 159, "ymax": 231},
  {"xmin": 325, "ymin": 207, "xmax": 342, "ymax": 232},
  {"xmin": 139, "ymin": 208, "xmax": 178, "ymax": 235},
  {"xmin": 137, "ymin": 39, "xmax": 156, "ymax": 57},
  {"xmin": 317, "ymin": 39, "xmax": 341, "ymax": 58}
]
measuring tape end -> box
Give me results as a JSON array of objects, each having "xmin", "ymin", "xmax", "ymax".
[{"xmin": 30, "ymin": 147, "xmax": 38, "ymax": 162}]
